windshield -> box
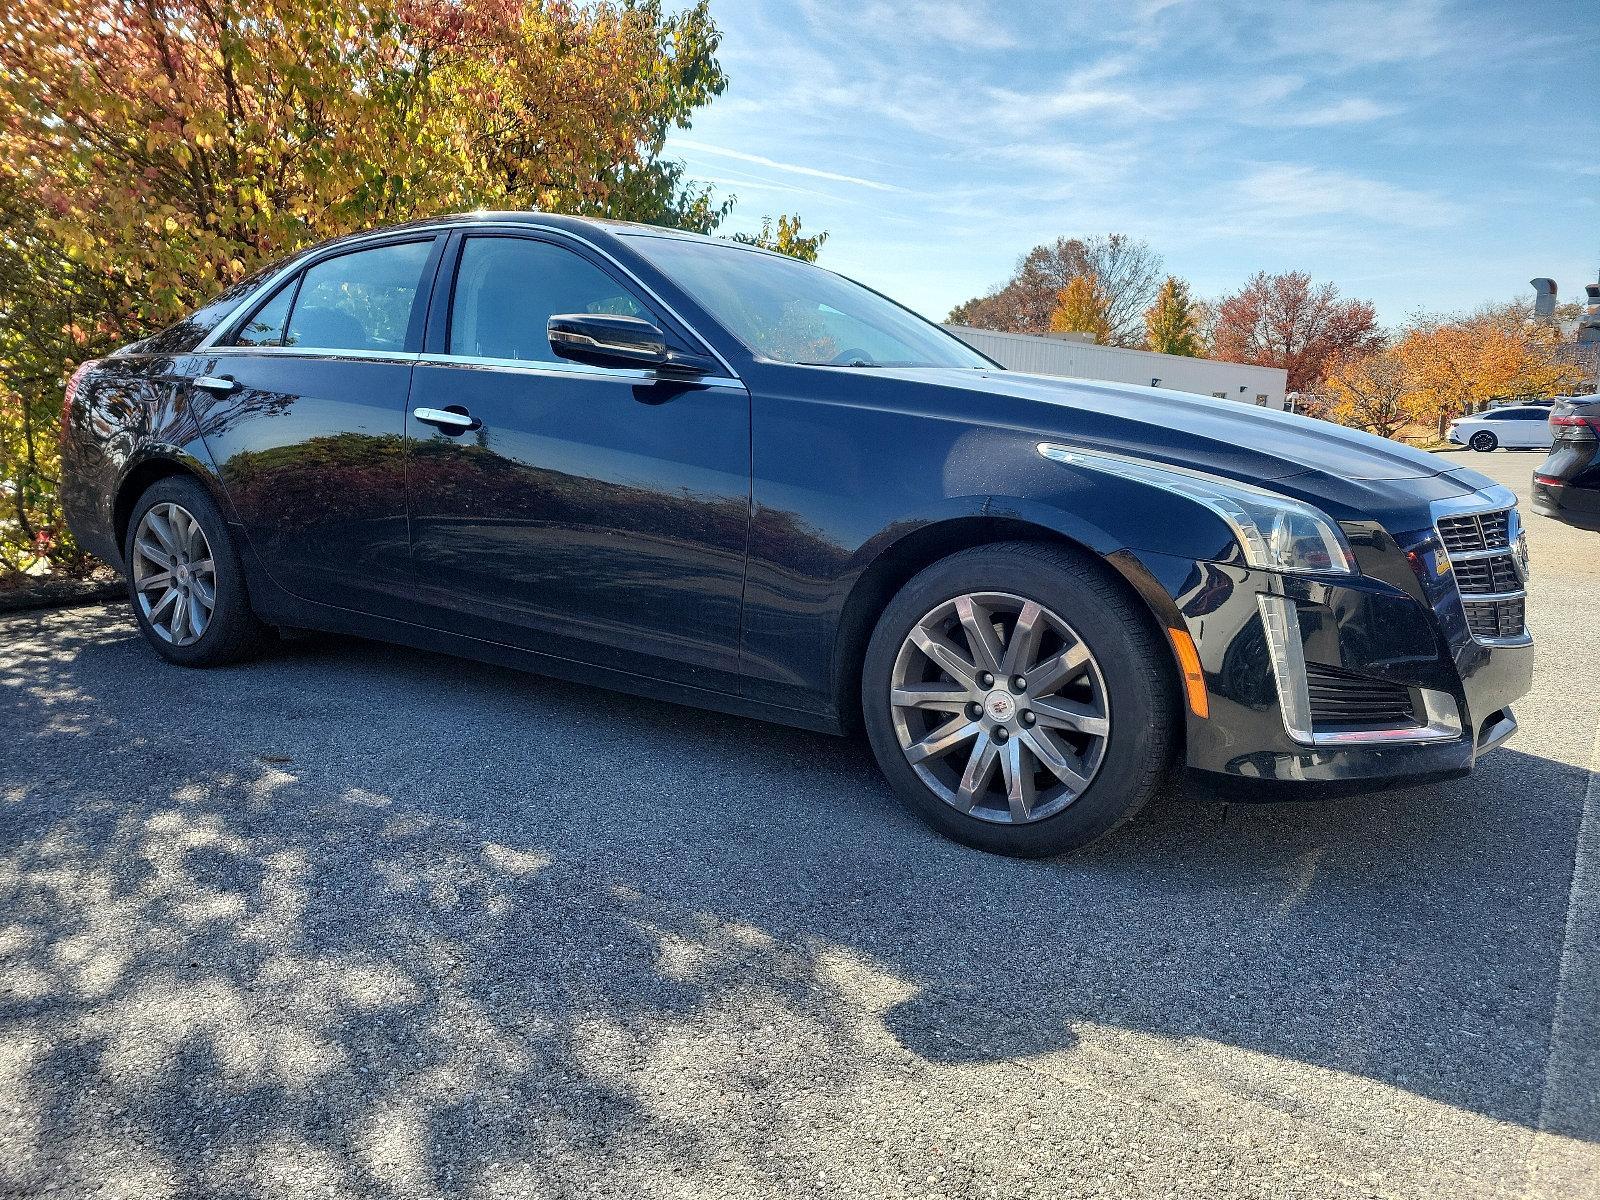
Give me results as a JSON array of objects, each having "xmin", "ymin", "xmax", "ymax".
[{"xmin": 624, "ymin": 234, "xmax": 992, "ymax": 369}]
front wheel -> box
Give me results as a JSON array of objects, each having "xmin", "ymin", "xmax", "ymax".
[
  {"xmin": 861, "ymin": 543, "xmax": 1180, "ymax": 857},
  {"xmin": 124, "ymin": 475, "xmax": 267, "ymax": 666},
  {"xmin": 1470, "ymin": 431, "xmax": 1498, "ymax": 452}
]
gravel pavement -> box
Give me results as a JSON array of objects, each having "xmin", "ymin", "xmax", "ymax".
[{"xmin": 2, "ymin": 450, "xmax": 1597, "ymax": 1199}]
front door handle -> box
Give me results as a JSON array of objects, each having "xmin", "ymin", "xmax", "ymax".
[
  {"xmin": 413, "ymin": 406, "xmax": 479, "ymax": 433},
  {"xmin": 193, "ymin": 375, "xmax": 237, "ymax": 394}
]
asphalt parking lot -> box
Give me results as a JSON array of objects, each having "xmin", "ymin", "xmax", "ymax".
[{"xmin": 2, "ymin": 449, "xmax": 1596, "ymax": 1199}]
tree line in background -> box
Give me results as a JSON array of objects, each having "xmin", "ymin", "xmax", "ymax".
[
  {"xmin": 950, "ymin": 237, "xmax": 1587, "ymax": 433},
  {"xmin": 0, "ymin": 0, "xmax": 821, "ymax": 579},
  {"xmin": 1319, "ymin": 303, "xmax": 1582, "ymax": 439}
]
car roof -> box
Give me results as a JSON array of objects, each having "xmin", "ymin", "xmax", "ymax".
[{"xmin": 300, "ymin": 209, "xmax": 783, "ymax": 256}]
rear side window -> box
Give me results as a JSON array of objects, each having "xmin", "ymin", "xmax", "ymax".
[
  {"xmin": 282, "ymin": 240, "xmax": 434, "ymax": 353},
  {"xmin": 124, "ymin": 258, "xmax": 300, "ymax": 355},
  {"xmin": 448, "ymin": 237, "xmax": 645, "ymax": 364},
  {"xmin": 232, "ymin": 281, "xmax": 298, "ymax": 347}
]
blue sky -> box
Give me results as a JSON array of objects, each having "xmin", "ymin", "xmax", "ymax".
[{"xmin": 664, "ymin": 0, "xmax": 1600, "ymax": 327}]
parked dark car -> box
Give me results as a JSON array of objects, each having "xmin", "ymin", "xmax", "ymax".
[
  {"xmin": 1532, "ymin": 396, "xmax": 1600, "ymax": 531},
  {"xmin": 61, "ymin": 212, "xmax": 1534, "ymax": 856}
]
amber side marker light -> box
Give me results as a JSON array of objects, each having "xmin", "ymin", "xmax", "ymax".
[{"xmin": 1166, "ymin": 626, "xmax": 1209, "ymax": 718}]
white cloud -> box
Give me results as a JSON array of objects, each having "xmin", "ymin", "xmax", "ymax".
[
  {"xmin": 851, "ymin": 0, "xmax": 1020, "ymax": 50},
  {"xmin": 672, "ymin": 140, "xmax": 908, "ymax": 193},
  {"xmin": 1234, "ymin": 163, "xmax": 1460, "ymax": 228},
  {"xmin": 1249, "ymin": 97, "xmax": 1404, "ymax": 127}
]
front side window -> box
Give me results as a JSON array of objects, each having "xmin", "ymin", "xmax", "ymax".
[
  {"xmin": 624, "ymin": 234, "xmax": 990, "ymax": 369},
  {"xmin": 448, "ymin": 237, "xmax": 645, "ymax": 364},
  {"xmin": 282, "ymin": 240, "xmax": 433, "ymax": 352}
]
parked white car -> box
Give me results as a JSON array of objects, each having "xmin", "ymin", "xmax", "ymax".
[{"xmin": 1447, "ymin": 406, "xmax": 1555, "ymax": 452}]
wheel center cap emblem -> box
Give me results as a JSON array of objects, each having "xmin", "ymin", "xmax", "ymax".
[{"xmin": 985, "ymin": 692, "xmax": 1015, "ymax": 722}]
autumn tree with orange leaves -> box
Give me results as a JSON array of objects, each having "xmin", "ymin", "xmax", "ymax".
[
  {"xmin": 1319, "ymin": 348, "xmax": 1414, "ymax": 440},
  {"xmin": 0, "ymin": 0, "xmax": 799, "ymax": 577},
  {"xmin": 1393, "ymin": 302, "xmax": 1585, "ymax": 438}
]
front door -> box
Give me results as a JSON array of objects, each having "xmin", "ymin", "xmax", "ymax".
[
  {"xmin": 186, "ymin": 236, "xmax": 440, "ymax": 617},
  {"xmin": 1511, "ymin": 409, "xmax": 1549, "ymax": 448},
  {"xmin": 404, "ymin": 232, "xmax": 751, "ymax": 693}
]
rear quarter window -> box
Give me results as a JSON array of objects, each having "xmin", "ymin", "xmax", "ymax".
[{"xmin": 119, "ymin": 256, "xmax": 306, "ymax": 356}]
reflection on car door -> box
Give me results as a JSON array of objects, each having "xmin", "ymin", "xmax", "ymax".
[
  {"xmin": 404, "ymin": 232, "xmax": 752, "ymax": 694},
  {"xmin": 184, "ymin": 237, "xmax": 442, "ymax": 617},
  {"xmin": 190, "ymin": 236, "xmax": 444, "ymax": 614}
]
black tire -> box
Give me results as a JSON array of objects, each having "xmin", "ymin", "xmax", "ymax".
[
  {"xmin": 123, "ymin": 475, "xmax": 268, "ymax": 667},
  {"xmin": 1470, "ymin": 431, "xmax": 1498, "ymax": 452},
  {"xmin": 861, "ymin": 542, "xmax": 1180, "ymax": 858}
]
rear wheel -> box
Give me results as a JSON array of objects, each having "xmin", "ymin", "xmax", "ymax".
[
  {"xmin": 1470, "ymin": 430, "xmax": 1498, "ymax": 452},
  {"xmin": 124, "ymin": 475, "xmax": 267, "ymax": 666},
  {"xmin": 861, "ymin": 543, "xmax": 1180, "ymax": 857}
]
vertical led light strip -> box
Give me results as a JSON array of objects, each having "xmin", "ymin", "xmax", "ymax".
[{"xmin": 1256, "ymin": 594, "xmax": 1315, "ymax": 744}]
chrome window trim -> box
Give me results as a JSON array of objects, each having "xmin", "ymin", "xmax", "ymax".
[
  {"xmin": 200, "ymin": 346, "xmax": 420, "ymax": 364},
  {"xmin": 199, "ymin": 342, "xmax": 743, "ymax": 388},
  {"xmin": 195, "ymin": 218, "xmax": 745, "ymax": 386},
  {"xmin": 414, "ymin": 352, "xmax": 744, "ymax": 390},
  {"xmin": 196, "ymin": 226, "xmax": 455, "ymax": 352}
]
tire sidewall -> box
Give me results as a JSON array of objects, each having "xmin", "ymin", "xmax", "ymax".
[
  {"xmin": 123, "ymin": 475, "xmax": 259, "ymax": 666},
  {"xmin": 861, "ymin": 545, "xmax": 1178, "ymax": 857}
]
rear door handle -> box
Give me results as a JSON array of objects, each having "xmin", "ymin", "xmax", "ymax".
[
  {"xmin": 194, "ymin": 375, "xmax": 237, "ymax": 394},
  {"xmin": 413, "ymin": 406, "xmax": 479, "ymax": 432}
]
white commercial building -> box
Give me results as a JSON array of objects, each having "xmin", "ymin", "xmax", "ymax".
[{"xmin": 943, "ymin": 325, "xmax": 1290, "ymax": 411}]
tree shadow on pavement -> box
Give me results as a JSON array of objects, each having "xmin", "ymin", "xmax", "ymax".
[{"xmin": 0, "ymin": 606, "xmax": 1593, "ymax": 1197}]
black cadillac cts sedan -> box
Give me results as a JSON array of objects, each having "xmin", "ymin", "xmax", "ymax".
[{"xmin": 61, "ymin": 212, "xmax": 1534, "ymax": 856}]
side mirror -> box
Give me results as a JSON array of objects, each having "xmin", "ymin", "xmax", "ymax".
[{"xmin": 547, "ymin": 313, "xmax": 716, "ymax": 376}]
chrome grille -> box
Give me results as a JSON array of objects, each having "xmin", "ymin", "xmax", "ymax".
[
  {"xmin": 1465, "ymin": 595, "xmax": 1525, "ymax": 640},
  {"xmin": 1451, "ymin": 553, "xmax": 1522, "ymax": 596},
  {"xmin": 1434, "ymin": 503, "xmax": 1528, "ymax": 645},
  {"xmin": 1436, "ymin": 510, "xmax": 1510, "ymax": 553}
]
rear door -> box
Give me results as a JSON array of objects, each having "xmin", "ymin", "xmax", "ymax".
[
  {"xmin": 403, "ymin": 230, "xmax": 752, "ymax": 693},
  {"xmin": 178, "ymin": 236, "xmax": 443, "ymax": 617}
]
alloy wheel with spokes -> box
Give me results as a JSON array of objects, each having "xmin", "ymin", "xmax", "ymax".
[
  {"xmin": 889, "ymin": 591, "xmax": 1111, "ymax": 825},
  {"xmin": 132, "ymin": 502, "xmax": 217, "ymax": 646}
]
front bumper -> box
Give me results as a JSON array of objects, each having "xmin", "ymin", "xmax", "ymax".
[{"xmin": 1126, "ymin": 531, "xmax": 1534, "ymax": 789}]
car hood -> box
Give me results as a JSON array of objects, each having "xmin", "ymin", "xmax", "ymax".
[{"xmin": 874, "ymin": 368, "xmax": 1456, "ymax": 484}]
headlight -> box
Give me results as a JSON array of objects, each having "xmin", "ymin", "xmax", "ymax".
[{"xmin": 1037, "ymin": 443, "xmax": 1357, "ymax": 575}]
